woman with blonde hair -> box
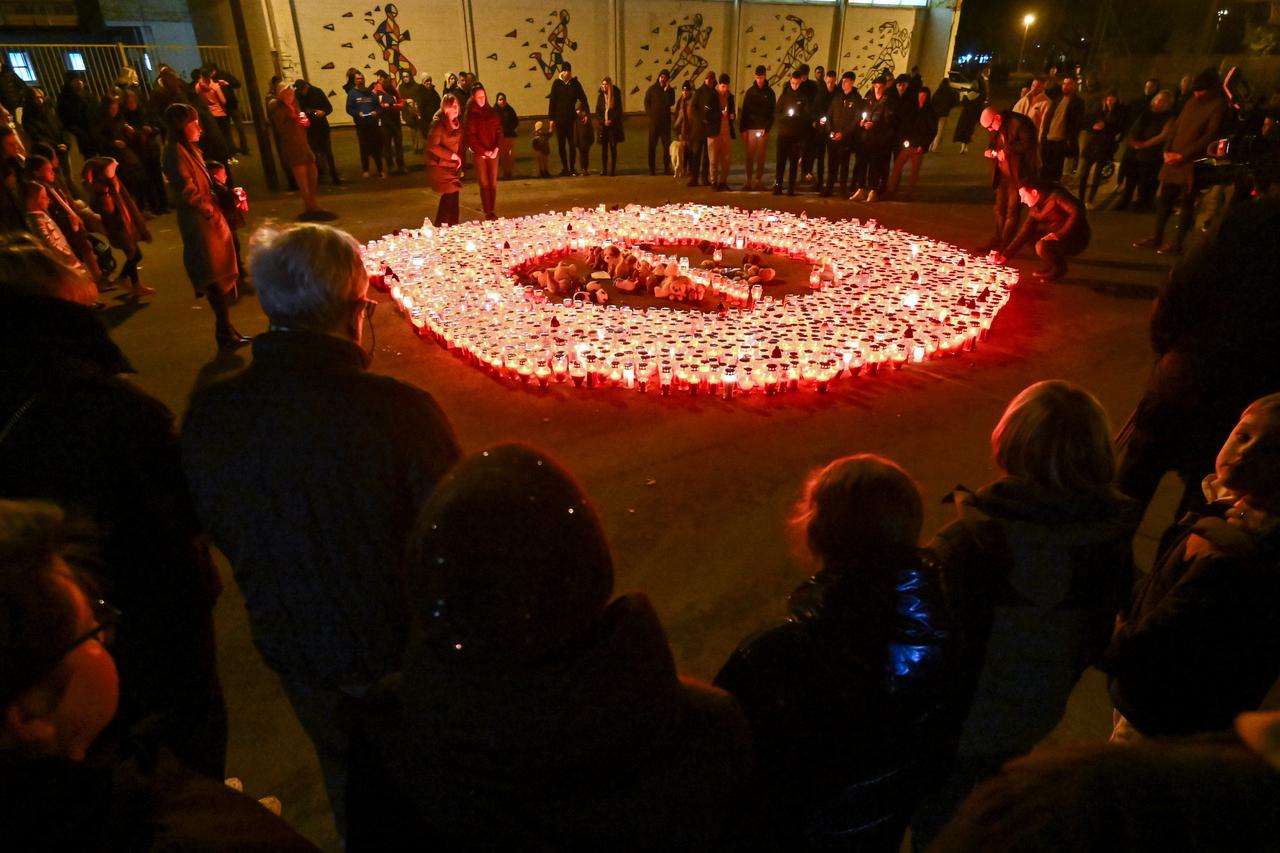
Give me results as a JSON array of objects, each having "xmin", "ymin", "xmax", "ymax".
[
  {"xmin": 425, "ymin": 93, "xmax": 463, "ymax": 226},
  {"xmin": 715, "ymin": 453, "xmax": 954, "ymax": 851},
  {"xmin": 912, "ymin": 380, "xmax": 1140, "ymax": 847}
]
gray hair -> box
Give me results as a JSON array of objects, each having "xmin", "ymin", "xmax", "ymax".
[{"xmin": 249, "ymin": 223, "xmax": 367, "ymax": 331}]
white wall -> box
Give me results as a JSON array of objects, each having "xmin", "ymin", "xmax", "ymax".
[{"xmin": 737, "ymin": 2, "xmax": 836, "ymax": 88}]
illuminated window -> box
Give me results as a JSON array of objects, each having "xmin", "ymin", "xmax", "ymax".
[
  {"xmin": 67, "ymin": 52, "xmax": 86, "ymax": 72},
  {"xmin": 7, "ymin": 52, "xmax": 35, "ymax": 83}
]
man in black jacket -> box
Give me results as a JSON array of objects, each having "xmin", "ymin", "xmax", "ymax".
[
  {"xmin": 994, "ymin": 177, "xmax": 1090, "ymax": 280},
  {"xmin": 851, "ymin": 75, "xmax": 895, "ymax": 203},
  {"xmin": 644, "ymin": 69, "xmax": 675, "ymax": 175},
  {"xmin": 807, "ymin": 70, "xmax": 837, "ymax": 193},
  {"xmin": 295, "ymin": 78, "xmax": 342, "ymax": 185},
  {"xmin": 688, "ymin": 71, "xmax": 717, "ymax": 186},
  {"xmin": 182, "ymin": 223, "xmax": 460, "ymax": 833},
  {"xmin": 1040, "ymin": 75, "xmax": 1085, "ymax": 180},
  {"xmin": 979, "ymin": 107, "xmax": 1039, "ymax": 252},
  {"xmin": 739, "ymin": 65, "xmax": 775, "ymax": 191},
  {"xmin": 546, "ymin": 63, "xmax": 588, "ymax": 175},
  {"xmin": 772, "ymin": 71, "xmax": 809, "ymax": 195},
  {"xmin": 823, "ymin": 72, "xmax": 861, "ymax": 197}
]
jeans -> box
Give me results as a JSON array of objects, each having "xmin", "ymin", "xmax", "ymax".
[
  {"xmin": 355, "ymin": 122, "xmax": 384, "ymax": 175},
  {"xmin": 381, "ymin": 121, "xmax": 404, "ymax": 171},
  {"xmin": 1154, "ymin": 182, "xmax": 1199, "ymax": 247},
  {"xmin": 824, "ymin": 138, "xmax": 852, "ymax": 193},
  {"xmin": 281, "ymin": 679, "xmax": 369, "ymax": 837},
  {"xmin": 774, "ymin": 133, "xmax": 802, "ymax": 190},
  {"xmin": 555, "ymin": 123, "xmax": 575, "ymax": 172},
  {"xmin": 993, "ymin": 178, "xmax": 1022, "ymax": 248},
  {"xmin": 648, "ymin": 123, "xmax": 672, "ymax": 173},
  {"xmin": 1041, "ymin": 138, "xmax": 1068, "ymax": 180}
]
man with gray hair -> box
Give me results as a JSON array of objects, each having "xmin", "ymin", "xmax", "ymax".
[{"xmin": 181, "ymin": 223, "xmax": 460, "ymax": 835}]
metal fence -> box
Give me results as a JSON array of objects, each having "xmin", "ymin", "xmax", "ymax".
[{"xmin": 0, "ymin": 42, "xmax": 243, "ymax": 102}]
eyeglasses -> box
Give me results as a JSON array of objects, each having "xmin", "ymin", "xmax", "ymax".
[
  {"xmin": 58, "ymin": 598, "xmax": 120, "ymax": 660},
  {"xmin": 356, "ymin": 296, "xmax": 377, "ymax": 358}
]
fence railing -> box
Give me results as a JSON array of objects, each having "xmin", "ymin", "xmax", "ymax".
[{"xmin": 0, "ymin": 42, "xmax": 243, "ymax": 103}]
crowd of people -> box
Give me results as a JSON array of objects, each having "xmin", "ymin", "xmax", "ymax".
[{"xmin": 1, "ymin": 49, "xmax": 1279, "ymax": 852}]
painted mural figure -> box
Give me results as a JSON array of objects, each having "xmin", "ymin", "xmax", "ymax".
[
  {"xmin": 867, "ymin": 21, "xmax": 912, "ymax": 83},
  {"xmin": 668, "ymin": 14, "xmax": 713, "ymax": 85},
  {"xmin": 768, "ymin": 15, "xmax": 818, "ymax": 88},
  {"xmin": 375, "ymin": 4, "xmax": 417, "ymax": 78},
  {"xmin": 530, "ymin": 9, "xmax": 578, "ymax": 81}
]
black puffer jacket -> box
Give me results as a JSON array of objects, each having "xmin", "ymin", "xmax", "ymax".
[
  {"xmin": 715, "ymin": 554, "xmax": 955, "ymax": 852},
  {"xmin": 739, "ymin": 80, "xmax": 775, "ymax": 132},
  {"xmin": 774, "ymin": 83, "xmax": 810, "ymax": 136}
]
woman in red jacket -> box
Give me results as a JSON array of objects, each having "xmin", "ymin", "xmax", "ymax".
[
  {"xmin": 463, "ymin": 83, "xmax": 501, "ymax": 220},
  {"xmin": 426, "ymin": 94, "xmax": 462, "ymax": 226}
]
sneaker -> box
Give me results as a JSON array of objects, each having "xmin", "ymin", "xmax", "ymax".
[
  {"xmin": 849, "ymin": 188, "xmax": 866, "ymax": 202},
  {"xmin": 866, "ymin": 190, "xmax": 878, "ymax": 203}
]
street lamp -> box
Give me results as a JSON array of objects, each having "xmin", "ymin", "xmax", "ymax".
[{"xmin": 1018, "ymin": 13, "xmax": 1036, "ymax": 71}]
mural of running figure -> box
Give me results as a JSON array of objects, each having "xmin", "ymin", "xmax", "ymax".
[
  {"xmin": 767, "ymin": 14, "xmax": 818, "ymax": 88},
  {"xmin": 530, "ymin": 9, "xmax": 578, "ymax": 80},
  {"xmin": 668, "ymin": 13, "xmax": 713, "ymax": 84},
  {"xmin": 866, "ymin": 20, "xmax": 912, "ymax": 81},
  {"xmin": 375, "ymin": 3, "xmax": 416, "ymax": 77}
]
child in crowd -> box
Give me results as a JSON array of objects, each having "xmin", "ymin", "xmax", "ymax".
[
  {"xmin": 22, "ymin": 181, "xmax": 82, "ymax": 272},
  {"xmin": 573, "ymin": 106, "xmax": 593, "ymax": 176},
  {"xmin": 206, "ymin": 160, "xmax": 253, "ymax": 298},
  {"xmin": 531, "ymin": 120, "xmax": 551, "ymax": 178},
  {"xmin": 83, "ymin": 156, "xmax": 152, "ymax": 297}
]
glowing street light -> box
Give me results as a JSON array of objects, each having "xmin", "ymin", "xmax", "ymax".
[{"xmin": 1018, "ymin": 14, "xmax": 1039, "ymax": 71}]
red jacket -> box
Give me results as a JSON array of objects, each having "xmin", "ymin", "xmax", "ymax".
[{"xmin": 463, "ymin": 102, "xmax": 502, "ymax": 156}]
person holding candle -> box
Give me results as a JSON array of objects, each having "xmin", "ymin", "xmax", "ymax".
[
  {"xmin": 978, "ymin": 106, "xmax": 1039, "ymax": 254},
  {"xmin": 346, "ymin": 72, "xmax": 386, "ymax": 179},
  {"xmin": 739, "ymin": 65, "xmax": 775, "ymax": 191},
  {"xmin": 182, "ymin": 223, "xmax": 460, "ymax": 836},
  {"xmin": 494, "ymin": 92, "xmax": 519, "ymax": 180},
  {"xmin": 687, "ymin": 72, "xmax": 716, "ymax": 187},
  {"xmin": 269, "ymin": 83, "xmax": 332, "ymax": 221},
  {"xmin": 547, "ymin": 63, "xmax": 589, "ymax": 177},
  {"xmin": 346, "ymin": 444, "xmax": 757, "ymax": 851},
  {"xmin": 426, "ymin": 94, "xmax": 463, "ymax": 226},
  {"xmin": 673, "ymin": 81, "xmax": 695, "ymax": 177},
  {"xmin": 373, "ymin": 71, "xmax": 407, "ymax": 176},
  {"xmin": 887, "ymin": 86, "xmax": 939, "ymax": 201},
  {"xmin": 715, "ymin": 454, "xmax": 955, "ymax": 851},
  {"xmin": 772, "ymin": 70, "xmax": 809, "ymax": 196},
  {"xmin": 822, "ymin": 71, "xmax": 861, "ymax": 198},
  {"xmin": 463, "ymin": 83, "xmax": 501, "ymax": 220},
  {"xmin": 703, "ymin": 73, "xmax": 735, "ymax": 191},
  {"xmin": 911, "ymin": 381, "xmax": 1139, "ymax": 847},
  {"xmin": 849, "ymin": 75, "xmax": 895, "ymax": 203},
  {"xmin": 993, "ymin": 178, "xmax": 1090, "ymax": 281},
  {"xmin": 595, "ymin": 77, "xmax": 624, "ymax": 178}
]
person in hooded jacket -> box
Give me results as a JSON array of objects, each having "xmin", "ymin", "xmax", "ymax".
[
  {"xmin": 911, "ymin": 380, "xmax": 1140, "ymax": 848},
  {"xmin": 346, "ymin": 444, "xmax": 758, "ymax": 853},
  {"xmin": 715, "ymin": 454, "xmax": 955, "ymax": 852}
]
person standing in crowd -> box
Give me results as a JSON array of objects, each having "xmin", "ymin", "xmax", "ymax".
[
  {"xmin": 0, "ymin": 243, "xmax": 230, "ymax": 779},
  {"xmin": 463, "ymin": 83, "xmax": 501, "ymax": 220},
  {"xmin": 345, "ymin": 444, "xmax": 754, "ymax": 852},
  {"xmin": 911, "ymin": 381, "xmax": 1139, "ymax": 847},
  {"xmin": 0, "ymin": 59, "xmax": 30, "ymax": 115},
  {"xmin": 887, "ymin": 86, "xmax": 938, "ymax": 200},
  {"xmin": 0, "ymin": 127, "xmax": 24, "ymax": 230},
  {"xmin": 1115, "ymin": 89, "xmax": 1173, "ymax": 211},
  {"xmin": 495, "ymin": 92, "xmax": 518, "ymax": 180},
  {"xmin": 443, "ymin": 72, "xmax": 463, "ymax": 102},
  {"xmin": 807, "ymin": 70, "xmax": 836, "ymax": 191},
  {"xmin": 531, "ymin": 119, "xmax": 551, "ymax": 177},
  {"xmin": 1077, "ymin": 88, "xmax": 1126, "ymax": 207},
  {"xmin": 547, "ymin": 63, "xmax": 588, "ymax": 177},
  {"xmin": 644, "ymin": 69, "xmax": 675, "ymax": 176},
  {"xmin": 205, "ymin": 160, "xmax": 251, "ymax": 298},
  {"xmin": 931, "ymin": 76, "xmax": 959, "ymax": 152},
  {"xmin": 161, "ymin": 103, "xmax": 248, "ymax": 350},
  {"xmin": 426, "ymin": 93, "xmax": 463, "ymax": 227},
  {"xmin": 1040, "ymin": 75, "xmax": 1084, "ymax": 181},
  {"xmin": 573, "ymin": 105, "xmax": 594, "ymax": 175},
  {"xmin": 346, "ymin": 72, "xmax": 385, "ymax": 179},
  {"xmin": 1135, "ymin": 68, "xmax": 1225, "ymax": 256},
  {"xmin": 978, "ymin": 106, "xmax": 1038, "ymax": 253},
  {"xmin": 397, "ymin": 69, "xmax": 425, "ymax": 154},
  {"xmin": 772, "ymin": 70, "xmax": 808, "ymax": 196},
  {"xmin": 210, "ymin": 62, "xmax": 248, "ymax": 155},
  {"xmin": 715, "ymin": 454, "xmax": 954, "ymax": 852},
  {"xmin": 374, "ymin": 72, "xmax": 406, "ymax": 176},
  {"xmin": 194, "ymin": 68, "xmax": 233, "ymax": 163},
  {"xmin": 1116, "ymin": 199, "xmax": 1280, "ymax": 518},
  {"xmin": 704, "ymin": 73, "xmax": 735, "ymax": 191},
  {"xmin": 595, "ymin": 77, "xmax": 624, "ymax": 178},
  {"xmin": 183, "ymin": 222, "xmax": 460, "ymax": 836},
  {"xmin": 416, "ymin": 75, "xmax": 441, "ymax": 149},
  {"xmin": 796, "ymin": 64, "xmax": 819, "ymax": 182},
  {"xmin": 994, "ymin": 177, "xmax": 1091, "ymax": 281},
  {"xmin": 953, "ymin": 89, "xmax": 982, "ymax": 153},
  {"xmin": 20, "ymin": 87, "xmax": 70, "ymax": 185},
  {"xmin": 1105, "ymin": 394, "xmax": 1280, "ymax": 743},
  {"xmin": 851, "ymin": 74, "xmax": 894, "ymax": 203},
  {"xmin": 119, "ymin": 88, "xmax": 167, "ymax": 216},
  {"xmin": 25, "ymin": 155, "xmax": 103, "ymax": 285},
  {"xmin": 688, "ymin": 72, "xmax": 717, "ymax": 187},
  {"xmin": 1012, "ymin": 75, "xmax": 1051, "ymax": 137},
  {"xmin": 673, "ymin": 80, "xmax": 694, "ymax": 177},
  {"xmin": 295, "ymin": 79, "xmax": 342, "ymax": 186},
  {"xmin": 739, "ymin": 65, "xmax": 774, "ymax": 191},
  {"xmin": 822, "ymin": 71, "xmax": 860, "ymax": 198},
  {"xmin": 269, "ymin": 83, "xmax": 332, "ymax": 221},
  {"xmin": 83, "ymin": 156, "xmax": 151, "ymax": 298},
  {"xmin": 56, "ymin": 72, "xmax": 93, "ymax": 159},
  {"xmin": 0, "ymin": 501, "xmax": 321, "ymax": 852},
  {"xmin": 1174, "ymin": 73, "xmax": 1194, "ymax": 113}
]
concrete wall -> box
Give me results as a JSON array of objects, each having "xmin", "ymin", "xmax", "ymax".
[{"xmin": 209, "ymin": 0, "xmax": 955, "ymax": 124}]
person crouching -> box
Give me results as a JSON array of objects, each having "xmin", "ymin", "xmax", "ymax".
[{"xmin": 994, "ymin": 178, "xmax": 1090, "ymax": 282}]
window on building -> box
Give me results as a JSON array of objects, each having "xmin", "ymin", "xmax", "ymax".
[
  {"xmin": 66, "ymin": 52, "xmax": 86, "ymax": 72},
  {"xmin": 6, "ymin": 51, "xmax": 35, "ymax": 83},
  {"xmin": 142, "ymin": 53, "xmax": 152, "ymax": 72}
]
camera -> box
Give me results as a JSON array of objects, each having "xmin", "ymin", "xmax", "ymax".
[{"xmin": 1193, "ymin": 66, "xmax": 1280, "ymax": 190}]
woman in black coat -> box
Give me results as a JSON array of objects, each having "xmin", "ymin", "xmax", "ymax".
[
  {"xmin": 347, "ymin": 444, "xmax": 758, "ymax": 852},
  {"xmin": 952, "ymin": 91, "xmax": 982, "ymax": 153},
  {"xmin": 715, "ymin": 453, "xmax": 955, "ymax": 852},
  {"xmin": 595, "ymin": 77, "xmax": 624, "ymax": 177},
  {"xmin": 911, "ymin": 380, "xmax": 1140, "ymax": 848}
]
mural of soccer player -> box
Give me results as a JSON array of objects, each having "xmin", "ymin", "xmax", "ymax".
[
  {"xmin": 375, "ymin": 3, "xmax": 417, "ymax": 77},
  {"xmin": 530, "ymin": 9, "xmax": 578, "ymax": 80},
  {"xmin": 768, "ymin": 15, "xmax": 819, "ymax": 88},
  {"xmin": 866, "ymin": 21, "xmax": 912, "ymax": 82},
  {"xmin": 668, "ymin": 13, "xmax": 713, "ymax": 86}
]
